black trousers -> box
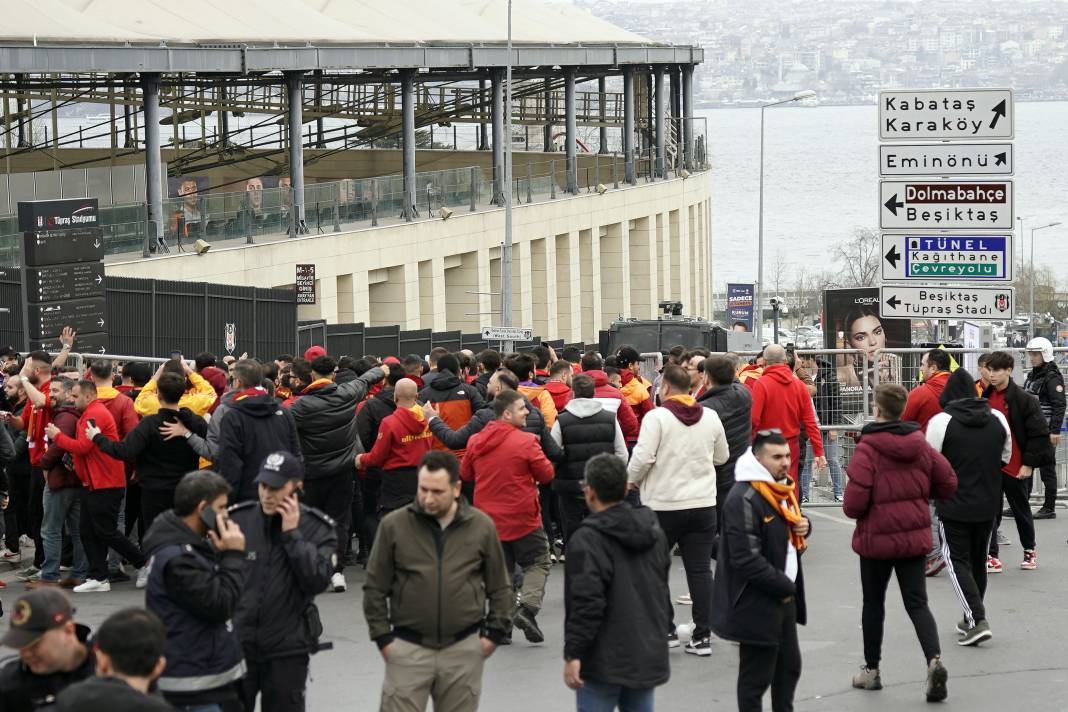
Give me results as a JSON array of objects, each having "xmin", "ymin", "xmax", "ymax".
[
  {"xmin": 859, "ymin": 556, "xmax": 941, "ymax": 669},
  {"xmin": 738, "ymin": 600, "xmax": 801, "ymax": 712},
  {"xmin": 1028, "ymin": 459, "xmax": 1058, "ymax": 510},
  {"xmin": 556, "ymin": 490, "xmax": 589, "ymax": 548},
  {"xmin": 240, "ymin": 654, "xmax": 309, "ymax": 712},
  {"xmin": 303, "ymin": 469, "xmax": 354, "ymax": 574},
  {"xmin": 989, "ymin": 473, "xmax": 1036, "ymax": 555},
  {"xmin": 140, "ymin": 487, "xmax": 175, "ymax": 536},
  {"xmin": 360, "ymin": 469, "xmax": 382, "ymax": 550},
  {"xmin": 939, "ymin": 518, "xmax": 992, "ymax": 627},
  {"xmin": 79, "ymin": 487, "xmax": 145, "ymax": 581},
  {"xmin": 29, "ymin": 469, "xmax": 45, "ymax": 567},
  {"xmin": 124, "ymin": 479, "xmax": 142, "ymax": 542},
  {"xmin": 656, "ymin": 506, "xmax": 716, "ymax": 638},
  {"xmin": 538, "ymin": 483, "xmax": 560, "ymax": 542}
]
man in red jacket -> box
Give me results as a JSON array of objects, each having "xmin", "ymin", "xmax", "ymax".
[
  {"xmin": 580, "ymin": 352, "xmax": 640, "ymax": 448},
  {"xmin": 47, "ymin": 379, "xmax": 146, "ymax": 594},
  {"xmin": 543, "ymin": 360, "xmax": 574, "ymax": 412},
  {"xmin": 901, "ymin": 349, "xmax": 952, "ymax": 432},
  {"xmin": 356, "ymin": 379, "xmax": 433, "ymax": 518},
  {"xmin": 843, "ymin": 384, "xmax": 957, "ymax": 702},
  {"xmin": 750, "ymin": 345, "xmax": 825, "ymax": 482},
  {"xmin": 461, "ymin": 390, "xmax": 555, "ymax": 645}
]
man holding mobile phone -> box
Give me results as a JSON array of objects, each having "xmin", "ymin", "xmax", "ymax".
[
  {"xmin": 143, "ymin": 470, "xmax": 248, "ymax": 711},
  {"xmin": 228, "ymin": 451, "xmax": 338, "ymax": 712}
]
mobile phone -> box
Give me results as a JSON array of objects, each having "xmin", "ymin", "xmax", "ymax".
[
  {"xmin": 170, "ymin": 351, "xmax": 182, "ymax": 360},
  {"xmin": 199, "ymin": 506, "xmax": 220, "ymax": 534},
  {"xmin": 87, "ymin": 419, "xmax": 97, "ymax": 428}
]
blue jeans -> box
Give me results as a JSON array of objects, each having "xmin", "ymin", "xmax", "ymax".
[
  {"xmin": 800, "ymin": 431, "xmax": 844, "ymax": 500},
  {"xmin": 41, "ymin": 487, "xmax": 87, "ymax": 582},
  {"xmin": 576, "ymin": 680, "xmax": 655, "ymax": 712}
]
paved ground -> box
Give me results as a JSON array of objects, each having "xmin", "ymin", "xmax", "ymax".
[{"xmin": 3, "ymin": 505, "xmax": 1067, "ymax": 710}]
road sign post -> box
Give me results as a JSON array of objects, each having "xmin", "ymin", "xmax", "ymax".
[
  {"xmin": 879, "ymin": 143, "xmax": 1013, "ymax": 177},
  {"xmin": 879, "ymin": 89, "xmax": 1014, "ymax": 141},
  {"xmin": 480, "ymin": 325, "xmax": 533, "ymax": 342},
  {"xmin": 881, "ymin": 234, "xmax": 1013, "ymax": 282},
  {"xmin": 880, "ymin": 181, "xmax": 1013, "ymax": 231},
  {"xmin": 880, "ymin": 285, "xmax": 1014, "ymax": 321}
]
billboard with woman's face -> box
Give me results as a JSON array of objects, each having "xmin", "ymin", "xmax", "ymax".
[{"xmin": 823, "ymin": 288, "xmax": 911, "ymax": 419}]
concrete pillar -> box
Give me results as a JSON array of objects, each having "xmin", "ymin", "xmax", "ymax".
[
  {"xmin": 628, "ymin": 216, "xmax": 658, "ymax": 320},
  {"xmin": 600, "ymin": 223, "xmax": 629, "ymax": 327},
  {"xmin": 598, "ymin": 77, "xmax": 609, "ymax": 154},
  {"xmin": 556, "ymin": 232, "xmax": 582, "ymax": 342},
  {"xmin": 402, "ymin": 262, "xmax": 421, "ymax": 329},
  {"xmin": 519, "ymin": 239, "xmax": 534, "ymax": 329},
  {"xmin": 654, "ymin": 67, "xmax": 666, "ymax": 178},
  {"xmin": 543, "ymin": 78, "xmax": 553, "ymax": 152},
  {"xmin": 542, "ymin": 237, "xmax": 559, "ymax": 338},
  {"xmin": 491, "ymin": 70, "xmax": 505, "ymax": 204},
  {"xmin": 478, "ymin": 248, "xmax": 493, "ymax": 329},
  {"xmin": 479, "ymin": 79, "xmax": 490, "ymax": 151},
  {"xmin": 565, "ymin": 68, "xmax": 578, "ymax": 194},
  {"xmin": 140, "ymin": 73, "xmax": 163, "ymax": 249},
  {"xmin": 401, "ymin": 71, "xmax": 417, "ymax": 221},
  {"xmin": 353, "ymin": 271, "xmax": 371, "ymax": 324},
  {"xmin": 682, "ymin": 64, "xmax": 695, "ymax": 170},
  {"xmin": 285, "ymin": 71, "xmax": 308, "ymax": 233},
  {"xmin": 623, "ymin": 68, "xmax": 636, "ymax": 184}
]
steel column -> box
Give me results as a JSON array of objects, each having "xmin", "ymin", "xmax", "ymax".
[
  {"xmin": 401, "ymin": 70, "xmax": 416, "ymax": 220},
  {"xmin": 682, "ymin": 64, "xmax": 694, "ymax": 169},
  {"xmin": 654, "ymin": 67, "xmax": 666, "ymax": 178},
  {"xmin": 491, "ymin": 70, "xmax": 505, "ymax": 204},
  {"xmin": 141, "ymin": 72, "xmax": 164, "ymax": 250},
  {"xmin": 598, "ymin": 76, "xmax": 608, "ymax": 153},
  {"xmin": 623, "ymin": 68, "xmax": 635, "ymax": 184},
  {"xmin": 543, "ymin": 77, "xmax": 553, "ymax": 152},
  {"xmin": 285, "ymin": 71, "xmax": 308, "ymax": 233},
  {"xmin": 479, "ymin": 79, "xmax": 489, "ymax": 151},
  {"xmin": 565, "ymin": 68, "xmax": 577, "ymax": 193}
]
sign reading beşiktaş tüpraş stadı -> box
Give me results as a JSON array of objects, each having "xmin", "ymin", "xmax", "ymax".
[
  {"xmin": 879, "ymin": 285, "xmax": 1014, "ymax": 320},
  {"xmin": 880, "ymin": 181, "xmax": 1013, "ymax": 230},
  {"xmin": 879, "ymin": 88, "xmax": 1013, "ymax": 140}
]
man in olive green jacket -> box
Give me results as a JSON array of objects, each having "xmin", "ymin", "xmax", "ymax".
[{"xmin": 363, "ymin": 451, "xmax": 512, "ymax": 712}]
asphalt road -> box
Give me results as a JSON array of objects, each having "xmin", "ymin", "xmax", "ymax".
[{"xmin": 3, "ymin": 504, "xmax": 1067, "ymax": 711}]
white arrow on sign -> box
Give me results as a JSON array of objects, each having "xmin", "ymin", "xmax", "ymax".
[
  {"xmin": 481, "ymin": 325, "xmax": 534, "ymax": 342},
  {"xmin": 880, "ymin": 180, "xmax": 1013, "ymax": 231},
  {"xmin": 97, "ymin": 318, "xmax": 105, "ymax": 327},
  {"xmin": 94, "ymin": 275, "xmax": 103, "ymax": 284},
  {"xmin": 881, "ymin": 234, "xmax": 1013, "ymax": 282},
  {"xmin": 879, "ymin": 88, "xmax": 1013, "ymax": 140},
  {"xmin": 880, "ymin": 285, "xmax": 1014, "ymax": 321},
  {"xmin": 879, "ymin": 143, "xmax": 1013, "ymax": 177}
]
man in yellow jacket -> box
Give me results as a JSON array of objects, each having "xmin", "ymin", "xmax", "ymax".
[
  {"xmin": 506, "ymin": 353, "xmax": 558, "ymax": 429},
  {"xmin": 135, "ymin": 358, "xmax": 217, "ymax": 418}
]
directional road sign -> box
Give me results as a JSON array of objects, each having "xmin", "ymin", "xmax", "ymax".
[
  {"xmin": 879, "ymin": 143, "xmax": 1013, "ymax": 176},
  {"xmin": 879, "ymin": 88, "xmax": 1013, "ymax": 141},
  {"xmin": 880, "ymin": 180, "xmax": 1013, "ymax": 230},
  {"xmin": 881, "ymin": 234, "xmax": 1013, "ymax": 282},
  {"xmin": 880, "ymin": 285, "xmax": 1014, "ymax": 321},
  {"xmin": 22, "ymin": 228, "xmax": 104, "ymax": 266},
  {"xmin": 30, "ymin": 331, "xmax": 109, "ymax": 355},
  {"xmin": 27, "ymin": 297, "xmax": 107, "ymax": 340},
  {"xmin": 26, "ymin": 262, "xmax": 105, "ymax": 303},
  {"xmin": 481, "ymin": 325, "xmax": 534, "ymax": 342}
]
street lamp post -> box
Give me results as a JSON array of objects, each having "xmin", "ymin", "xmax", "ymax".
[
  {"xmin": 756, "ymin": 89, "xmax": 815, "ymax": 342},
  {"xmin": 1030, "ymin": 221, "xmax": 1061, "ymax": 339}
]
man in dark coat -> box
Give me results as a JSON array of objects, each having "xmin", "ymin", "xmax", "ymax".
[
  {"xmin": 289, "ymin": 354, "xmax": 382, "ymax": 592},
  {"xmin": 216, "ymin": 359, "xmax": 302, "ymax": 503},
  {"xmin": 563, "ymin": 454, "xmax": 671, "ymax": 710},
  {"xmin": 697, "ymin": 354, "xmax": 753, "ymax": 514},
  {"xmin": 711, "ymin": 431, "xmax": 811, "ymax": 712},
  {"xmin": 229, "ymin": 452, "xmax": 338, "ymax": 712},
  {"xmin": 1023, "ymin": 337, "xmax": 1066, "ymax": 519}
]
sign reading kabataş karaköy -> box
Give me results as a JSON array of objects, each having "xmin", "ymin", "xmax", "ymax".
[
  {"xmin": 880, "ymin": 285, "xmax": 1014, "ymax": 321},
  {"xmin": 880, "ymin": 180, "xmax": 1013, "ymax": 230},
  {"xmin": 17, "ymin": 198, "xmax": 100, "ymax": 232},
  {"xmin": 879, "ymin": 143, "xmax": 1013, "ymax": 177},
  {"xmin": 879, "ymin": 88, "xmax": 1013, "ymax": 141},
  {"xmin": 881, "ymin": 234, "xmax": 1013, "ymax": 282}
]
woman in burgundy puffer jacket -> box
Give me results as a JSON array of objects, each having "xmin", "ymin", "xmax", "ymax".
[{"xmin": 843, "ymin": 383, "xmax": 957, "ymax": 701}]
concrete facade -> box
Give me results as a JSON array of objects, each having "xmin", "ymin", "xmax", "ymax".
[{"xmin": 106, "ymin": 173, "xmax": 713, "ymax": 344}]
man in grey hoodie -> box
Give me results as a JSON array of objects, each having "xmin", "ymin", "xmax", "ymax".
[{"xmin": 549, "ymin": 374, "xmax": 628, "ymax": 549}]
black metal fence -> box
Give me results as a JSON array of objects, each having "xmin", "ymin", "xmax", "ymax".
[
  {"xmin": 0, "ymin": 267, "xmax": 297, "ymax": 359},
  {"xmin": 297, "ymin": 320, "xmax": 585, "ymax": 359}
]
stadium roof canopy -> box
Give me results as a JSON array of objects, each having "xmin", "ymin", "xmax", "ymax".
[{"xmin": 0, "ymin": 0, "xmax": 702, "ymax": 73}]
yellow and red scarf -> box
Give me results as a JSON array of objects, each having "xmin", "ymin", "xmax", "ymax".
[{"xmin": 751, "ymin": 479, "xmax": 808, "ymax": 554}]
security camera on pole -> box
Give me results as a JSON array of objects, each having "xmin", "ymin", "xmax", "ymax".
[{"xmin": 877, "ymin": 89, "xmax": 1017, "ymax": 337}]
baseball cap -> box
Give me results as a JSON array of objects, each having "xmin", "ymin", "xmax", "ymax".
[
  {"xmin": 382, "ymin": 356, "xmax": 401, "ymax": 366},
  {"xmin": 0, "ymin": 345, "xmax": 16, "ymax": 358},
  {"xmin": 255, "ymin": 451, "xmax": 305, "ymax": 488},
  {"xmin": 303, "ymin": 345, "xmax": 327, "ymax": 362},
  {"xmin": 2, "ymin": 589, "xmax": 73, "ymax": 649}
]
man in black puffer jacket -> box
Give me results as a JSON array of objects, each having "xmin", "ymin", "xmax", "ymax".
[
  {"xmin": 697, "ymin": 355, "xmax": 753, "ymax": 513},
  {"xmin": 563, "ymin": 454, "xmax": 671, "ymax": 708},
  {"xmin": 229, "ymin": 451, "xmax": 337, "ymax": 712},
  {"xmin": 549, "ymin": 374, "xmax": 627, "ymax": 547},
  {"xmin": 289, "ymin": 355, "xmax": 382, "ymax": 592},
  {"xmin": 354, "ymin": 363, "xmax": 404, "ymax": 551}
]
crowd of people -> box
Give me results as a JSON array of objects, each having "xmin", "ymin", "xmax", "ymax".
[{"xmin": 0, "ymin": 332, "xmax": 1063, "ymax": 711}]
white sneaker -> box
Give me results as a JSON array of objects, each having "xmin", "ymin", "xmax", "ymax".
[
  {"xmin": 135, "ymin": 566, "xmax": 150, "ymax": 589},
  {"xmin": 1, "ymin": 548, "xmax": 21, "ymax": 563},
  {"xmin": 19, "ymin": 534, "xmax": 33, "ymax": 548},
  {"xmin": 72, "ymin": 579, "xmax": 112, "ymax": 593},
  {"xmin": 330, "ymin": 572, "xmax": 347, "ymax": 593}
]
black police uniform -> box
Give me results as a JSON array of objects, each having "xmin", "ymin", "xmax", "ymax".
[{"xmin": 228, "ymin": 499, "xmax": 338, "ymax": 712}]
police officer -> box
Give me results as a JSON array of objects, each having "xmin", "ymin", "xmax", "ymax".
[
  {"xmin": 1024, "ymin": 337, "xmax": 1065, "ymax": 520},
  {"xmin": 228, "ymin": 451, "xmax": 339, "ymax": 712},
  {"xmin": 0, "ymin": 589, "xmax": 95, "ymax": 712}
]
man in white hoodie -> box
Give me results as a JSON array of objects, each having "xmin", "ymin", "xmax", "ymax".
[
  {"xmin": 627, "ymin": 365, "xmax": 729, "ymax": 657},
  {"xmin": 711, "ymin": 431, "xmax": 811, "ymax": 712}
]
